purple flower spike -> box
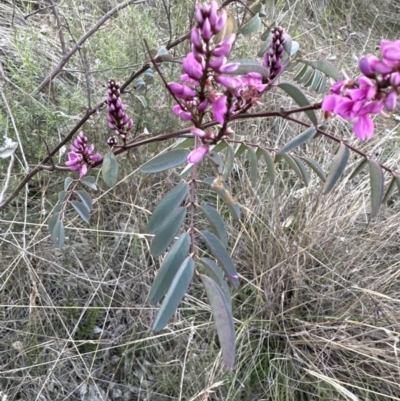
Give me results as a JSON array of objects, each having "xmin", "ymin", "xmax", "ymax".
[
  {"xmin": 65, "ymin": 132, "xmax": 102, "ymax": 178},
  {"xmin": 106, "ymin": 79, "xmax": 134, "ymax": 139}
]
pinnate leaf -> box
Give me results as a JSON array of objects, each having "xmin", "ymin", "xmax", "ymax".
[
  {"xmin": 200, "ymin": 274, "xmax": 235, "ymax": 370},
  {"xmin": 140, "ymin": 149, "xmax": 189, "ymax": 173},
  {"xmin": 297, "ymin": 58, "xmax": 343, "ymax": 81},
  {"xmin": 368, "ymin": 160, "xmax": 384, "ymax": 218},
  {"xmin": 278, "ymin": 83, "xmax": 318, "ymax": 125},
  {"xmin": 277, "ymin": 127, "xmax": 317, "ymax": 155},
  {"xmin": 323, "ymin": 143, "xmax": 350, "ymax": 195},
  {"xmin": 147, "ymin": 183, "xmax": 189, "ymax": 234},
  {"xmin": 149, "ymin": 233, "xmax": 190, "ymax": 304},
  {"xmin": 153, "ymin": 257, "xmax": 194, "ymax": 332},
  {"xmin": 199, "ymin": 230, "xmax": 239, "ymax": 288},
  {"xmin": 102, "ymin": 152, "xmax": 119, "ymax": 188},
  {"xmin": 150, "ymin": 207, "xmax": 187, "ymax": 257},
  {"xmin": 200, "ymin": 204, "xmax": 228, "ymax": 247}
]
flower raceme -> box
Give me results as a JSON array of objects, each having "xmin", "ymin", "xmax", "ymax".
[
  {"xmin": 65, "ymin": 132, "xmax": 102, "ymax": 178},
  {"xmin": 322, "ymin": 39, "xmax": 400, "ymax": 140},
  {"xmin": 169, "ymin": 2, "xmax": 287, "ymax": 164},
  {"xmin": 106, "ymin": 79, "xmax": 134, "ymax": 141}
]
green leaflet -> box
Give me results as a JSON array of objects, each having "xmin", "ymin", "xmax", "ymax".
[
  {"xmin": 200, "ymin": 204, "xmax": 228, "ymax": 247},
  {"xmin": 199, "ymin": 230, "xmax": 239, "ymax": 289},
  {"xmin": 368, "ymin": 159, "xmax": 384, "ymax": 218},
  {"xmin": 76, "ymin": 190, "xmax": 92, "ymax": 212},
  {"xmin": 276, "ymin": 127, "xmax": 317, "ymax": 155},
  {"xmin": 201, "ymin": 274, "xmax": 235, "ymax": 370},
  {"xmin": 71, "ymin": 201, "xmax": 90, "ymax": 224},
  {"xmin": 102, "ymin": 152, "xmax": 119, "ymax": 188},
  {"xmin": 153, "ymin": 257, "xmax": 194, "ymax": 332},
  {"xmin": 147, "ymin": 183, "xmax": 189, "ymax": 234},
  {"xmin": 51, "ymin": 220, "xmax": 65, "ymax": 249},
  {"xmin": 278, "ymin": 83, "xmax": 318, "ymax": 125},
  {"xmin": 149, "ymin": 233, "xmax": 190, "ymax": 304},
  {"xmin": 247, "ymin": 146, "xmax": 258, "ymax": 188},
  {"xmin": 323, "ymin": 143, "xmax": 350, "ymax": 195},
  {"xmin": 150, "ymin": 207, "xmax": 187, "ymax": 257},
  {"xmin": 301, "ymin": 156, "xmax": 326, "ymax": 182},
  {"xmin": 200, "ymin": 257, "xmax": 232, "ymax": 313},
  {"xmin": 140, "ymin": 149, "xmax": 189, "ymax": 173},
  {"xmin": 240, "ymin": 13, "xmax": 261, "ymax": 35},
  {"xmin": 81, "ymin": 176, "xmax": 97, "ymax": 191}
]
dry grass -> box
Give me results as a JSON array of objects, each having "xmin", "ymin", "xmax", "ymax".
[{"xmin": 0, "ymin": 0, "xmax": 400, "ymax": 400}]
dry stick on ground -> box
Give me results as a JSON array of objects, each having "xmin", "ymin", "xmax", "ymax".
[{"xmin": 33, "ymin": 0, "xmax": 141, "ymax": 94}]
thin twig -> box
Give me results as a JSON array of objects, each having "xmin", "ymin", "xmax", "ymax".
[
  {"xmin": 24, "ymin": 4, "xmax": 54, "ymax": 19},
  {"xmin": 0, "ymin": 154, "xmax": 15, "ymax": 205},
  {"xmin": 49, "ymin": 0, "xmax": 67, "ymax": 56},
  {"xmin": 34, "ymin": 0, "xmax": 140, "ymax": 93}
]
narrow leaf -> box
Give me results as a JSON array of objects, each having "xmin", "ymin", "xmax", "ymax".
[
  {"xmin": 81, "ymin": 176, "xmax": 97, "ymax": 190},
  {"xmin": 235, "ymin": 143, "xmax": 247, "ymax": 157},
  {"xmin": 368, "ymin": 160, "xmax": 384, "ymax": 218},
  {"xmin": 222, "ymin": 143, "xmax": 235, "ymax": 181},
  {"xmin": 199, "ymin": 230, "xmax": 239, "ymax": 289},
  {"xmin": 260, "ymin": 29, "xmax": 272, "ymax": 41},
  {"xmin": 64, "ymin": 177, "xmax": 74, "ymax": 191},
  {"xmin": 383, "ymin": 176, "xmax": 396, "ymax": 204},
  {"xmin": 277, "ymin": 127, "xmax": 316, "ymax": 155},
  {"xmin": 293, "ymin": 157, "xmax": 309, "ymax": 187},
  {"xmin": 212, "ymin": 140, "xmax": 228, "ymax": 153},
  {"xmin": 247, "ymin": 146, "xmax": 258, "ymax": 187},
  {"xmin": 52, "ymin": 220, "xmax": 64, "ymax": 249},
  {"xmin": 173, "ymin": 137, "xmax": 195, "ymax": 149},
  {"xmin": 200, "ymin": 258, "xmax": 232, "ymax": 313},
  {"xmin": 200, "ymin": 204, "xmax": 228, "ymax": 247},
  {"xmin": 150, "ymin": 207, "xmax": 187, "ymax": 257},
  {"xmin": 323, "ymin": 143, "xmax": 350, "ymax": 195},
  {"xmin": 349, "ymin": 157, "xmax": 368, "ymax": 180},
  {"xmin": 278, "ymin": 83, "xmax": 318, "ymax": 125},
  {"xmin": 153, "ymin": 257, "xmax": 194, "ymax": 332},
  {"xmin": 147, "ymin": 183, "xmax": 189, "ymax": 234},
  {"xmin": 294, "ymin": 64, "xmax": 309, "ymax": 82},
  {"xmin": 207, "ymin": 151, "xmax": 224, "ymax": 175},
  {"xmin": 71, "ymin": 200, "xmax": 90, "ymax": 224},
  {"xmin": 297, "ymin": 66, "xmax": 313, "ymax": 84},
  {"xmin": 76, "ymin": 190, "xmax": 92, "ymax": 212},
  {"xmin": 227, "ymin": 60, "xmax": 270, "ymax": 79},
  {"xmin": 140, "ymin": 149, "xmax": 189, "ymax": 173},
  {"xmin": 310, "ymin": 70, "xmax": 322, "ymax": 91},
  {"xmin": 317, "ymin": 74, "xmax": 327, "ymax": 94},
  {"xmin": 48, "ymin": 212, "xmax": 61, "ymax": 234},
  {"xmin": 58, "ymin": 191, "xmax": 67, "ymax": 203},
  {"xmin": 201, "ymin": 274, "xmax": 235, "ymax": 370},
  {"xmin": 279, "ymin": 153, "xmax": 303, "ymax": 182},
  {"xmin": 240, "ymin": 13, "xmax": 261, "ymax": 35},
  {"xmin": 149, "ymin": 233, "xmax": 190, "ymax": 304},
  {"xmin": 298, "ymin": 58, "xmax": 343, "ymax": 81},
  {"xmin": 156, "ymin": 47, "xmax": 173, "ymax": 62},
  {"xmin": 102, "ymin": 152, "xmax": 119, "ymax": 188},
  {"xmin": 260, "ymin": 148, "xmax": 275, "ymax": 185},
  {"xmin": 302, "ymin": 156, "xmax": 326, "ymax": 182}
]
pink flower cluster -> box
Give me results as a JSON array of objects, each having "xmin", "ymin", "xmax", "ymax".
[
  {"xmin": 65, "ymin": 132, "xmax": 102, "ymax": 178},
  {"xmin": 322, "ymin": 39, "xmax": 400, "ymax": 140},
  {"xmin": 106, "ymin": 80, "xmax": 134, "ymax": 141},
  {"xmin": 170, "ymin": 1, "xmax": 273, "ymax": 164}
]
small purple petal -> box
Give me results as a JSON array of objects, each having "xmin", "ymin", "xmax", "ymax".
[
  {"xmin": 188, "ymin": 145, "xmax": 208, "ymax": 163},
  {"xmin": 385, "ymin": 91, "xmax": 397, "ymax": 111},
  {"xmin": 353, "ymin": 115, "xmax": 374, "ymax": 140}
]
